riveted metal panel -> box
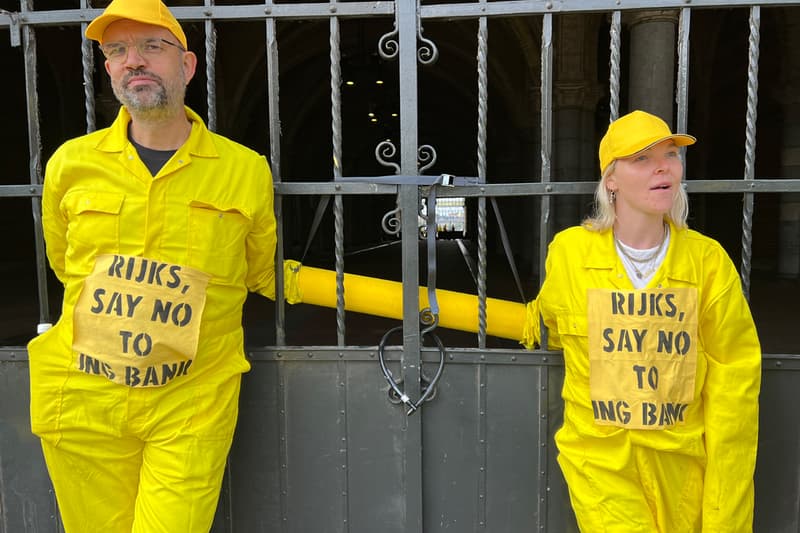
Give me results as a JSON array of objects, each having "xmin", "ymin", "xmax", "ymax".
[
  {"xmin": 753, "ymin": 358, "xmax": 800, "ymax": 533},
  {"xmin": 0, "ymin": 359, "xmax": 59, "ymax": 533}
]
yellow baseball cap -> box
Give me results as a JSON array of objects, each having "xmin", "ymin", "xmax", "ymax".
[
  {"xmin": 598, "ymin": 110, "xmax": 696, "ymax": 174},
  {"xmin": 85, "ymin": 0, "xmax": 187, "ymax": 49}
]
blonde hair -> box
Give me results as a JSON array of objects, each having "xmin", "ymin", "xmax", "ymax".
[{"xmin": 582, "ymin": 160, "xmax": 689, "ymax": 231}]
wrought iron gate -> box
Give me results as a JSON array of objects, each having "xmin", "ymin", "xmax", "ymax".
[{"xmin": 1, "ymin": 1, "xmax": 800, "ymax": 532}]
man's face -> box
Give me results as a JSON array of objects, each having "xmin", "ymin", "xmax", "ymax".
[{"xmin": 102, "ymin": 20, "xmax": 196, "ymax": 120}]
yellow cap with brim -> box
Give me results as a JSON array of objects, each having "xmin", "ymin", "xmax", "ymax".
[
  {"xmin": 85, "ymin": 0, "xmax": 187, "ymax": 49},
  {"xmin": 599, "ymin": 110, "xmax": 696, "ymax": 174}
]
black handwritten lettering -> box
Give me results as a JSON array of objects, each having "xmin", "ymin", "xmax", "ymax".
[
  {"xmin": 78, "ymin": 353, "xmax": 115, "ymax": 380},
  {"xmin": 90, "ymin": 288, "xmax": 106, "ymax": 314},
  {"xmin": 90, "ymin": 289, "xmax": 143, "ymax": 317},
  {"xmin": 167, "ymin": 265, "xmax": 181, "ymax": 289},
  {"xmin": 657, "ymin": 330, "xmax": 691, "ymax": 355},
  {"xmin": 150, "ymin": 300, "xmax": 193, "ymax": 326},
  {"xmin": 142, "ymin": 366, "xmax": 159, "ymax": 386},
  {"xmin": 126, "ymin": 366, "xmax": 140, "ymax": 386},
  {"xmin": 119, "ymin": 330, "xmax": 152, "ymax": 356},
  {"xmin": 125, "ymin": 359, "xmax": 193, "ymax": 387},
  {"xmin": 592, "ymin": 399, "xmax": 631, "ymax": 424},
  {"xmin": 147, "ymin": 261, "xmax": 168, "ymax": 285},
  {"xmin": 609, "ymin": 291, "xmax": 680, "ymax": 318},
  {"xmin": 106, "ymin": 256, "xmax": 183, "ymax": 288},
  {"xmin": 108, "ymin": 255, "xmax": 126, "ymax": 277},
  {"xmin": 664, "ymin": 293, "xmax": 677, "ymax": 317},
  {"xmin": 632, "ymin": 365, "xmax": 659, "ymax": 390},
  {"xmin": 642, "ymin": 402, "xmax": 687, "ymax": 426},
  {"xmin": 602, "ymin": 328, "xmax": 648, "ymax": 353},
  {"xmin": 611, "ymin": 292, "xmax": 625, "ymax": 315}
]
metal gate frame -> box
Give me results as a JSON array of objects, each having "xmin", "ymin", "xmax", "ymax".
[{"xmin": 1, "ymin": 1, "xmax": 800, "ymax": 531}]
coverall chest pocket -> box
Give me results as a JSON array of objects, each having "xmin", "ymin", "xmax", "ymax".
[
  {"xmin": 62, "ymin": 191, "xmax": 124, "ymax": 263},
  {"xmin": 556, "ymin": 313, "xmax": 588, "ymax": 338},
  {"xmin": 187, "ymin": 201, "xmax": 251, "ymax": 281}
]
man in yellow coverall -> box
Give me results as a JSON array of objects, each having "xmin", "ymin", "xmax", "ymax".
[
  {"xmin": 521, "ymin": 110, "xmax": 761, "ymax": 532},
  {"xmin": 26, "ymin": 1, "xmax": 291, "ymax": 530}
]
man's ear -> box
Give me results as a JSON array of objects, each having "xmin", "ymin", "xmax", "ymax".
[{"xmin": 182, "ymin": 51, "xmax": 198, "ymax": 86}]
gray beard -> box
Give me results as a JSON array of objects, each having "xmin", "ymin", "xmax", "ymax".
[
  {"xmin": 113, "ymin": 71, "xmax": 185, "ymax": 121},
  {"xmin": 116, "ymin": 86, "xmax": 174, "ymax": 121}
]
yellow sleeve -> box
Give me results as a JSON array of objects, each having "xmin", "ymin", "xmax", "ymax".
[
  {"xmin": 521, "ymin": 298, "xmax": 542, "ymax": 349},
  {"xmin": 520, "ymin": 242, "xmax": 563, "ymax": 351},
  {"xmin": 700, "ymin": 266, "xmax": 761, "ymax": 531},
  {"xmin": 244, "ymin": 157, "xmax": 279, "ymax": 300},
  {"xmin": 41, "ymin": 148, "xmax": 69, "ymax": 283}
]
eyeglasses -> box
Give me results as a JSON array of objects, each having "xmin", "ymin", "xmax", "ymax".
[{"xmin": 100, "ymin": 38, "xmax": 185, "ymax": 62}]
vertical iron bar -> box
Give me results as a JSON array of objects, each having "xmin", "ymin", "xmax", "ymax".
[
  {"xmin": 475, "ymin": 13, "xmax": 489, "ymax": 528},
  {"xmin": 675, "ymin": 8, "xmax": 690, "ymax": 135},
  {"xmin": 264, "ymin": 13, "xmax": 288, "ymax": 528},
  {"xmin": 538, "ymin": 14, "xmax": 552, "ymax": 286},
  {"xmin": 741, "ymin": 6, "xmax": 760, "ymax": 299},
  {"xmin": 608, "ymin": 10, "xmax": 621, "ymax": 121},
  {"xmin": 329, "ymin": 12, "xmax": 350, "ymax": 532},
  {"xmin": 476, "ymin": 14, "xmax": 488, "ymax": 350},
  {"xmin": 22, "ymin": 0, "xmax": 50, "ymax": 332},
  {"xmin": 330, "ymin": 13, "xmax": 346, "ymax": 346},
  {"xmin": 475, "ymin": 13, "xmax": 489, "ymax": 527},
  {"xmin": 537, "ymin": 13, "xmax": 553, "ymax": 533},
  {"xmin": 265, "ymin": 0, "xmax": 286, "ymax": 346},
  {"xmin": 204, "ymin": 0, "xmax": 218, "ymax": 132},
  {"xmin": 397, "ymin": 0, "xmax": 422, "ymax": 529},
  {"xmin": 80, "ymin": 0, "xmax": 95, "ymax": 133},
  {"xmin": 21, "ymin": 1, "xmax": 59, "ymax": 528}
]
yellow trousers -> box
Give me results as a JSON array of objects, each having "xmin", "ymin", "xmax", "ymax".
[
  {"xmin": 35, "ymin": 367, "xmax": 240, "ymax": 533},
  {"xmin": 558, "ymin": 443, "xmax": 705, "ymax": 533}
]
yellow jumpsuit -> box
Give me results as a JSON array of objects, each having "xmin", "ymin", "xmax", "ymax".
[
  {"xmin": 522, "ymin": 222, "xmax": 761, "ymax": 532},
  {"xmin": 28, "ymin": 106, "xmax": 278, "ymax": 532}
]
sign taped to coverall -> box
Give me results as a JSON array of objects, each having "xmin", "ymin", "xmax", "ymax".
[
  {"xmin": 72, "ymin": 254, "xmax": 210, "ymax": 387},
  {"xmin": 587, "ymin": 288, "xmax": 698, "ymax": 430}
]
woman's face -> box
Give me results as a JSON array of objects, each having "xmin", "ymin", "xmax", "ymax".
[{"xmin": 606, "ymin": 139, "xmax": 683, "ymax": 219}]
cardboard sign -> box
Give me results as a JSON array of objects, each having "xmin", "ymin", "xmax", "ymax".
[
  {"xmin": 587, "ymin": 288, "xmax": 698, "ymax": 429},
  {"xmin": 73, "ymin": 254, "xmax": 210, "ymax": 387}
]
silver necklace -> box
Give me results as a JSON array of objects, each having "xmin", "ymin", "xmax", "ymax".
[{"xmin": 614, "ymin": 224, "xmax": 668, "ymax": 279}]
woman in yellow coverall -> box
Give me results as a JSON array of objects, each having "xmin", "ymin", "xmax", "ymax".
[
  {"xmin": 520, "ymin": 110, "xmax": 761, "ymax": 532},
  {"xmin": 26, "ymin": 1, "xmax": 297, "ymax": 531}
]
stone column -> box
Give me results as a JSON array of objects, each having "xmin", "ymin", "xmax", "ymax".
[
  {"xmin": 626, "ymin": 10, "xmax": 679, "ymax": 125},
  {"xmin": 552, "ymin": 14, "xmax": 605, "ymax": 230}
]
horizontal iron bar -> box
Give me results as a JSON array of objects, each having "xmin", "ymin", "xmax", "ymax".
[
  {"xmin": 274, "ymin": 179, "xmax": 800, "ymax": 197},
  {"xmin": 0, "ymin": 184, "xmax": 42, "ymax": 197},
  {"xmin": 258, "ymin": 346, "xmax": 565, "ymax": 364},
  {"xmin": 0, "ymin": 3, "xmax": 394, "ymax": 29},
  {"xmin": 2, "ymin": 347, "xmax": 798, "ymax": 365},
  {"xmin": 3, "ymin": 1, "xmax": 799, "ymax": 30},
  {"xmin": 420, "ymin": 0, "xmax": 800, "ymax": 19},
  {"xmin": 2, "ymin": 180, "xmax": 798, "ymax": 199}
]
